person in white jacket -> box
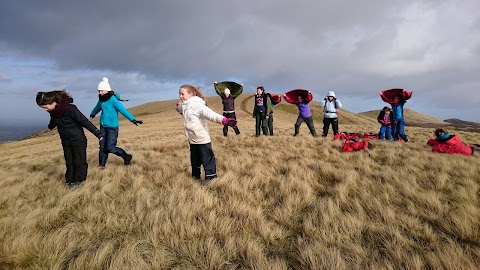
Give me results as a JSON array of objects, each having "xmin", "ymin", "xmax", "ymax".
[
  {"xmin": 177, "ymin": 84, "xmax": 236, "ymax": 182},
  {"xmin": 319, "ymin": 91, "xmax": 342, "ymax": 137}
]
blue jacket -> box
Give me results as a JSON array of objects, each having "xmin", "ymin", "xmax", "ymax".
[
  {"xmin": 90, "ymin": 93, "xmax": 135, "ymax": 128},
  {"xmin": 391, "ymin": 102, "xmax": 405, "ymax": 120}
]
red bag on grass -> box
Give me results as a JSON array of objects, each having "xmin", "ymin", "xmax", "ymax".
[{"xmin": 342, "ymin": 139, "xmax": 372, "ymax": 152}]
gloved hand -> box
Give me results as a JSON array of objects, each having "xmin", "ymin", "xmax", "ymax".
[
  {"xmin": 131, "ymin": 119, "xmax": 143, "ymax": 126},
  {"xmin": 98, "ymin": 130, "xmax": 105, "ymax": 141},
  {"xmin": 90, "ymin": 114, "xmax": 95, "ymax": 119},
  {"xmin": 222, "ymin": 117, "xmax": 237, "ymax": 127}
]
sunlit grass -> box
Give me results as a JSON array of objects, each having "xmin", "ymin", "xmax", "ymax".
[{"xmin": 0, "ymin": 95, "xmax": 479, "ymax": 269}]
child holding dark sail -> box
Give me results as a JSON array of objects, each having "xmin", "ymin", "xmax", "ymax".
[
  {"xmin": 377, "ymin": 106, "xmax": 393, "ymax": 140},
  {"xmin": 220, "ymin": 87, "xmax": 241, "ymax": 136},
  {"xmin": 90, "ymin": 77, "xmax": 143, "ymax": 169},
  {"xmin": 178, "ymin": 84, "xmax": 236, "ymax": 182},
  {"xmin": 36, "ymin": 90, "xmax": 103, "ymax": 188},
  {"xmin": 292, "ymin": 94, "xmax": 317, "ymax": 137},
  {"xmin": 252, "ymin": 86, "xmax": 272, "ymax": 136}
]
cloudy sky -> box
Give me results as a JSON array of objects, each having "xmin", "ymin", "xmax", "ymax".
[{"xmin": 1, "ymin": 0, "xmax": 479, "ymax": 126}]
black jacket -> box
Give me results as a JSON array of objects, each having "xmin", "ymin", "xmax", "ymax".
[
  {"xmin": 49, "ymin": 104, "xmax": 101, "ymax": 146},
  {"xmin": 377, "ymin": 110, "xmax": 393, "ymax": 125}
]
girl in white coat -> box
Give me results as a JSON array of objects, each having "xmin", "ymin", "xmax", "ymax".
[{"xmin": 178, "ymin": 84, "xmax": 236, "ymax": 182}]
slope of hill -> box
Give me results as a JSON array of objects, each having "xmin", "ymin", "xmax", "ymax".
[
  {"xmin": 445, "ymin": 118, "xmax": 480, "ymax": 126},
  {"xmin": 1, "ymin": 95, "xmax": 479, "ymax": 269},
  {"xmin": 359, "ymin": 108, "xmax": 447, "ymax": 125}
]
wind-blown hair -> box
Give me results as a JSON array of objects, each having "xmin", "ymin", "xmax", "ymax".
[
  {"xmin": 179, "ymin": 84, "xmax": 207, "ymax": 104},
  {"xmin": 36, "ymin": 90, "xmax": 71, "ymax": 106}
]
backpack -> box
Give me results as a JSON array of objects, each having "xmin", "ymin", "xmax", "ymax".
[
  {"xmin": 323, "ymin": 98, "xmax": 339, "ymax": 112},
  {"xmin": 342, "ymin": 139, "xmax": 372, "ymax": 152},
  {"xmin": 334, "ymin": 132, "xmax": 361, "ymax": 141}
]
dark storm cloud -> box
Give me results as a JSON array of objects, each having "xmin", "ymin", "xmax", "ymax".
[{"xmin": 0, "ymin": 0, "xmax": 479, "ymax": 122}]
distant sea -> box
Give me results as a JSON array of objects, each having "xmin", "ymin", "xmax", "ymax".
[{"xmin": 0, "ymin": 126, "xmax": 46, "ymax": 144}]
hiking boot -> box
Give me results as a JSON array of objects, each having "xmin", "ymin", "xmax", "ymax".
[
  {"xmin": 66, "ymin": 182, "xmax": 77, "ymax": 189},
  {"xmin": 204, "ymin": 175, "xmax": 218, "ymax": 184},
  {"xmin": 123, "ymin": 154, "xmax": 133, "ymax": 165},
  {"xmin": 293, "ymin": 133, "xmax": 298, "ymax": 137}
]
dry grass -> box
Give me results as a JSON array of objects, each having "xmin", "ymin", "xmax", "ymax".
[{"xmin": 0, "ymin": 95, "xmax": 479, "ymax": 269}]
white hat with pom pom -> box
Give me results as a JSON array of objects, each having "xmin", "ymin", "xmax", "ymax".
[{"xmin": 98, "ymin": 77, "xmax": 112, "ymax": 91}]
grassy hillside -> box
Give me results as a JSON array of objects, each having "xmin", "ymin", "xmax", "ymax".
[
  {"xmin": 359, "ymin": 108, "xmax": 447, "ymax": 125},
  {"xmin": 1, "ymin": 94, "xmax": 479, "ymax": 269}
]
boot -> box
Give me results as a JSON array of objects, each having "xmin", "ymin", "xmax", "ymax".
[
  {"xmin": 123, "ymin": 154, "xmax": 133, "ymax": 165},
  {"xmin": 293, "ymin": 125, "xmax": 299, "ymax": 136}
]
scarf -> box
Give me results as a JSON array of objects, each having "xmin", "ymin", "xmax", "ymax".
[
  {"xmin": 437, "ymin": 133, "xmax": 450, "ymax": 140},
  {"xmin": 49, "ymin": 96, "xmax": 71, "ymax": 118},
  {"xmin": 99, "ymin": 92, "xmax": 114, "ymax": 102}
]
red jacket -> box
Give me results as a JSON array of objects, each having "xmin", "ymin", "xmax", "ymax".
[{"xmin": 427, "ymin": 135, "xmax": 473, "ymax": 156}]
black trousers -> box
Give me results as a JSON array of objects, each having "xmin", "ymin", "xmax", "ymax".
[
  {"xmin": 190, "ymin": 143, "xmax": 217, "ymax": 180},
  {"xmin": 323, "ymin": 117, "xmax": 339, "ymax": 136},
  {"xmin": 222, "ymin": 112, "xmax": 240, "ymax": 136},
  {"xmin": 62, "ymin": 144, "xmax": 88, "ymax": 184},
  {"xmin": 268, "ymin": 113, "xmax": 274, "ymax": 135},
  {"xmin": 294, "ymin": 116, "xmax": 317, "ymax": 136}
]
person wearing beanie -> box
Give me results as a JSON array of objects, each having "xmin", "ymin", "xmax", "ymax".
[
  {"xmin": 319, "ymin": 91, "xmax": 342, "ymax": 137},
  {"xmin": 90, "ymin": 77, "xmax": 144, "ymax": 169},
  {"xmin": 178, "ymin": 84, "xmax": 237, "ymax": 183},
  {"xmin": 427, "ymin": 128, "xmax": 480, "ymax": 155},
  {"xmin": 220, "ymin": 86, "xmax": 241, "ymax": 136},
  {"xmin": 377, "ymin": 106, "xmax": 393, "ymax": 140}
]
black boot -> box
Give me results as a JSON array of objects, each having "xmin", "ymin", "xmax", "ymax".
[
  {"xmin": 123, "ymin": 154, "xmax": 133, "ymax": 165},
  {"xmin": 293, "ymin": 125, "xmax": 299, "ymax": 136}
]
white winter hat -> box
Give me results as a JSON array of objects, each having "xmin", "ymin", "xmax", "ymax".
[
  {"xmin": 224, "ymin": 87, "xmax": 231, "ymax": 96},
  {"xmin": 327, "ymin": 91, "xmax": 336, "ymax": 97},
  {"xmin": 98, "ymin": 77, "xmax": 112, "ymax": 91}
]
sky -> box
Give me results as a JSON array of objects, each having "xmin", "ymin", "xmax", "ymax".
[{"xmin": 1, "ymin": 0, "xmax": 479, "ymax": 126}]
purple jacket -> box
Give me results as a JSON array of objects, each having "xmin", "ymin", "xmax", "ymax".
[{"xmin": 297, "ymin": 102, "xmax": 312, "ymax": 118}]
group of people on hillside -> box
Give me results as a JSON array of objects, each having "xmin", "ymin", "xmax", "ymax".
[
  {"xmin": 36, "ymin": 79, "xmax": 480, "ymax": 188},
  {"xmin": 251, "ymin": 86, "xmax": 343, "ymax": 138}
]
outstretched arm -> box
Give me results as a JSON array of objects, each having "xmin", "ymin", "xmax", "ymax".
[
  {"xmin": 90, "ymin": 101, "xmax": 102, "ymax": 118},
  {"xmin": 71, "ymin": 105, "xmax": 102, "ymax": 138}
]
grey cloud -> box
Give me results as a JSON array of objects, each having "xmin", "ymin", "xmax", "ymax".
[{"xmin": 0, "ymin": 0, "xmax": 479, "ymax": 122}]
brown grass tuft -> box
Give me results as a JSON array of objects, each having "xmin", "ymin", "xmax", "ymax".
[{"xmin": 0, "ymin": 95, "xmax": 479, "ymax": 269}]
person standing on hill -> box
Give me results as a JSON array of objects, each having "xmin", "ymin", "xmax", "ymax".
[
  {"xmin": 219, "ymin": 86, "xmax": 241, "ymax": 136},
  {"xmin": 177, "ymin": 84, "xmax": 237, "ymax": 182},
  {"xmin": 252, "ymin": 86, "xmax": 272, "ymax": 137},
  {"xmin": 36, "ymin": 90, "xmax": 103, "ymax": 188},
  {"xmin": 377, "ymin": 106, "xmax": 393, "ymax": 140},
  {"xmin": 266, "ymin": 93, "xmax": 279, "ymax": 136},
  {"xmin": 320, "ymin": 91, "xmax": 342, "ymax": 137},
  {"xmin": 292, "ymin": 94, "xmax": 317, "ymax": 137},
  {"xmin": 90, "ymin": 77, "xmax": 143, "ymax": 169},
  {"xmin": 390, "ymin": 96, "xmax": 408, "ymax": 142}
]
